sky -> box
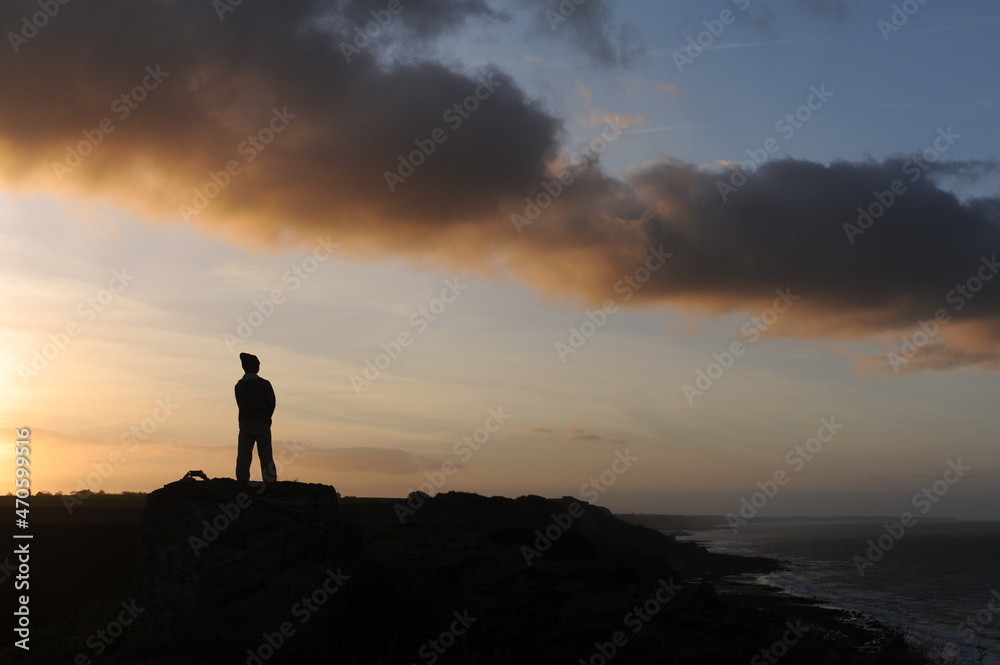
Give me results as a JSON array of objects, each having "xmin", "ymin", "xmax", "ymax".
[{"xmin": 2, "ymin": 0, "xmax": 999, "ymax": 519}]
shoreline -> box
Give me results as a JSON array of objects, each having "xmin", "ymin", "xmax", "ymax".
[
  {"xmin": 678, "ymin": 527, "xmax": 1000, "ymax": 665},
  {"xmin": 681, "ymin": 543, "xmax": 910, "ymax": 655}
]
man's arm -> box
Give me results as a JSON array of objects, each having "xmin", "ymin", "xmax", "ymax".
[{"xmin": 266, "ymin": 381, "xmax": 276, "ymax": 418}]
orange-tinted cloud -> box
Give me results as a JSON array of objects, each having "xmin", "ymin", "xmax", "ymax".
[
  {"xmin": 2, "ymin": 1, "xmax": 999, "ymax": 374},
  {"xmin": 303, "ymin": 446, "xmax": 462, "ymax": 475},
  {"xmin": 567, "ymin": 426, "xmax": 624, "ymax": 445}
]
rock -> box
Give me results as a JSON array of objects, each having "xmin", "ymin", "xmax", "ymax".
[
  {"xmin": 130, "ymin": 478, "xmax": 358, "ymax": 661},
  {"xmin": 413, "ymin": 492, "xmax": 685, "ymax": 579}
]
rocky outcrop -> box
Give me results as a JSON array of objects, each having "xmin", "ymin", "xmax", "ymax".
[
  {"xmin": 130, "ymin": 478, "xmax": 358, "ymax": 661},
  {"xmin": 127, "ymin": 485, "xmax": 782, "ymax": 664},
  {"xmin": 410, "ymin": 491, "xmax": 703, "ymax": 576}
]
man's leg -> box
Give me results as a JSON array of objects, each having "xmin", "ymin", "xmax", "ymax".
[
  {"xmin": 256, "ymin": 425, "xmax": 277, "ymax": 483},
  {"xmin": 236, "ymin": 426, "xmax": 254, "ymax": 482}
]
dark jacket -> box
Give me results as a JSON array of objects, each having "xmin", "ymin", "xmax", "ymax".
[{"xmin": 235, "ymin": 375, "xmax": 275, "ymax": 425}]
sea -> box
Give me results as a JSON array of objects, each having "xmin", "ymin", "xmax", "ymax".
[{"xmin": 676, "ymin": 520, "xmax": 1000, "ymax": 664}]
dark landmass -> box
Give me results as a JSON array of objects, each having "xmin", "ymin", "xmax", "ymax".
[
  {"xmin": 616, "ymin": 513, "xmax": 958, "ymax": 536},
  {"xmin": 614, "ymin": 514, "xmax": 728, "ymax": 535},
  {"xmin": 2, "ymin": 487, "xmax": 933, "ymax": 664}
]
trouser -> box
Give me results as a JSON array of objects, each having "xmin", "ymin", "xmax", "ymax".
[{"xmin": 236, "ymin": 421, "xmax": 276, "ymax": 483}]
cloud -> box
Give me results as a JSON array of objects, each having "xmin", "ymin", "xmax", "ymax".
[
  {"xmin": 857, "ymin": 333, "xmax": 1000, "ymax": 377},
  {"xmin": 305, "ymin": 446, "xmax": 456, "ymax": 475},
  {"xmin": 2, "ymin": 2, "xmax": 1000, "ymax": 375},
  {"xmin": 584, "ymin": 109, "xmax": 645, "ymax": 129},
  {"xmin": 0, "ymin": 0, "xmax": 561, "ymax": 251},
  {"xmin": 523, "ymin": 0, "xmax": 643, "ymax": 67},
  {"xmin": 503, "ymin": 154, "xmax": 1000, "ymax": 374},
  {"xmin": 525, "ymin": 427, "xmax": 555, "ymax": 434},
  {"xmin": 567, "ymin": 426, "xmax": 624, "ymax": 444},
  {"xmin": 862, "ymin": 345, "xmax": 1000, "ymax": 376},
  {"xmin": 330, "ymin": 0, "xmax": 502, "ymax": 41}
]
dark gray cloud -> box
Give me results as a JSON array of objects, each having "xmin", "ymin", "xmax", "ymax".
[
  {"xmin": 625, "ymin": 157, "xmax": 1000, "ymax": 325},
  {"xmin": 2, "ymin": 0, "xmax": 999, "ymax": 375},
  {"xmin": 0, "ymin": 0, "xmax": 561, "ymax": 242},
  {"xmin": 329, "ymin": 0, "xmax": 502, "ymax": 40},
  {"xmin": 525, "ymin": 0, "xmax": 643, "ymax": 66}
]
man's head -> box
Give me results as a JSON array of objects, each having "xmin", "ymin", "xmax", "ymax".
[{"xmin": 240, "ymin": 352, "xmax": 260, "ymax": 374}]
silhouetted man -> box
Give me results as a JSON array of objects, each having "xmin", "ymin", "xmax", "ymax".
[{"xmin": 235, "ymin": 352, "xmax": 276, "ymax": 484}]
